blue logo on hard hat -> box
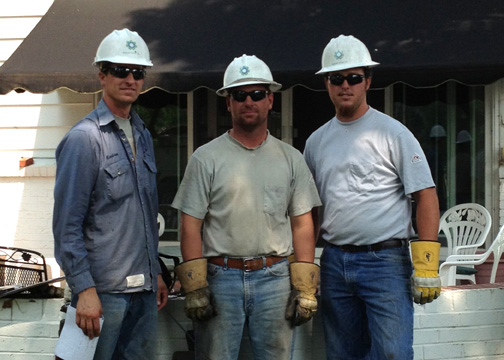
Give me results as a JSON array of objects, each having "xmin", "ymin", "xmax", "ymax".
[
  {"xmin": 334, "ymin": 50, "xmax": 344, "ymax": 60},
  {"xmin": 239, "ymin": 66, "xmax": 250, "ymax": 76},
  {"xmin": 126, "ymin": 40, "xmax": 137, "ymax": 50}
]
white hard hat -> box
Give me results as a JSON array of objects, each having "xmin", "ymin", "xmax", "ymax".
[
  {"xmin": 94, "ymin": 28, "xmax": 153, "ymax": 67},
  {"xmin": 216, "ymin": 54, "xmax": 282, "ymax": 96},
  {"xmin": 316, "ymin": 35, "xmax": 379, "ymax": 75}
]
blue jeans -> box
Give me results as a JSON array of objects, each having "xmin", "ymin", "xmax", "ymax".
[
  {"xmin": 73, "ymin": 291, "xmax": 158, "ymax": 360},
  {"xmin": 320, "ymin": 244, "xmax": 414, "ymax": 360},
  {"xmin": 194, "ymin": 259, "xmax": 293, "ymax": 360}
]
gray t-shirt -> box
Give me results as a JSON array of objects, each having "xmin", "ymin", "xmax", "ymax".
[
  {"xmin": 172, "ymin": 132, "xmax": 321, "ymax": 257},
  {"xmin": 114, "ymin": 115, "xmax": 136, "ymax": 159},
  {"xmin": 304, "ymin": 107, "xmax": 435, "ymax": 246}
]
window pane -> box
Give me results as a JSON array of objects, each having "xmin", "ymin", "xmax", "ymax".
[
  {"xmin": 134, "ymin": 89, "xmax": 188, "ymax": 241},
  {"xmin": 392, "ymin": 82, "xmax": 485, "ymax": 214}
]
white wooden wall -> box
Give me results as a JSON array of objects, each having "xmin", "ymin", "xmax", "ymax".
[
  {"xmin": 0, "ymin": 1, "xmax": 94, "ymax": 276},
  {"xmin": 0, "ymin": 91, "xmax": 94, "ymax": 175}
]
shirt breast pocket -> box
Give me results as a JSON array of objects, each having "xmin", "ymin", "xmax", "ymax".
[
  {"xmin": 104, "ymin": 160, "xmax": 134, "ymax": 200},
  {"xmin": 264, "ymin": 185, "xmax": 288, "ymax": 216}
]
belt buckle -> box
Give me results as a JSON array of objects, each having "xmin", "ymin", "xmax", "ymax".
[{"xmin": 243, "ymin": 257, "xmax": 261, "ymax": 272}]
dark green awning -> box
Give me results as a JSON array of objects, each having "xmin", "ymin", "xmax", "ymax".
[{"xmin": 1, "ymin": 0, "xmax": 503, "ymax": 94}]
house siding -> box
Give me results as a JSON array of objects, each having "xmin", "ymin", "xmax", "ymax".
[
  {"xmin": 0, "ymin": 1, "xmax": 94, "ymax": 279},
  {"xmin": 0, "ymin": 91, "xmax": 94, "ymax": 267}
]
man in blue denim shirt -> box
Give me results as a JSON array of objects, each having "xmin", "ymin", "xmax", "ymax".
[{"xmin": 53, "ymin": 29, "xmax": 168, "ymax": 359}]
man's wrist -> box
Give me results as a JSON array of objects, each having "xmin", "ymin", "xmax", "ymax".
[{"xmin": 78, "ymin": 287, "xmax": 97, "ymax": 296}]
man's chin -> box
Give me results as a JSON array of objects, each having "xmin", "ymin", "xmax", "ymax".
[
  {"xmin": 119, "ymin": 94, "xmax": 139, "ymax": 104},
  {"xmin": 337, "ymin": 106, "xmax": 357, "ymax": 118}
]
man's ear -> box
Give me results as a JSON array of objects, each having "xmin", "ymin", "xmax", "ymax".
[
  {"xmin": 98, "ymin": 71, "xmax": 106, "ymax": 84},
  {"xmin": 225, "ymin": 96, "xmax": 231, "ymax": 111},
  {"xmin": 365, "ymin": 77, "xmax": 372, "ymax": 91},
  {"xmin": 324, "ymin": 78, "xmax": 331, "ymax": 91}
]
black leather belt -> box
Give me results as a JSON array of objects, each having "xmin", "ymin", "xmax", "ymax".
[{"xmin": 333, "ymin": 239, "xmax": 408, "ymax": 253}]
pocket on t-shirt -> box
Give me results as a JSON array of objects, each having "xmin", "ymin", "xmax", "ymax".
[
  {"xmin": 264, "ymin": 185, "xmax": 288, "ymax": 216},
  {"xmin": 348, "ymin": 162, "xmax": 377, "ymax": 192}
]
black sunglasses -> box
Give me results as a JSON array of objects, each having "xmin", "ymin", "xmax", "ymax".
[
  {"xmin": 328, "ymin": 74, "xmax": 365, "ymax": 86},
  {"xmin": 105, "ymin": 66, "xmax": 146, "ymax": 80},
  {"xmin": 229, "ymin": 90, "xmax": 270, "ymax": 102}
]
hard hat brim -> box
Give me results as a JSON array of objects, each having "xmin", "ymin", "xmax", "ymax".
[
  {"xmin": 93, "ymin": 56, "xmax": 153, "ymax": 67},
  {"xmin": 315, "ymin": 61, "xmax": 379, "ymax": 75},
  {"xmin": 216, "ymin": 79, "xmax": 282, "ymax": 96}
]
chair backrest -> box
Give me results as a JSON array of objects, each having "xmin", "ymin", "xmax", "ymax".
[
  {"xmin": 490, "ymin": 223, "xmax": 504, "ymax": 283},
  {"xmin": 0, "ymin": 246, "xmax": 48, "ymax": 288},
  {"xmin": 439, "ymin": 203, "xmax": 491, "ymax": 256}
]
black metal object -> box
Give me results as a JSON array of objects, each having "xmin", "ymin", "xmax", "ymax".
[
  {"xmin": 0, "ymin": 246, "xmax": 64, "ymax": 298},
  {"xmin": 158, "ymin": 252, "xmax": 180, "ymax": 293}
]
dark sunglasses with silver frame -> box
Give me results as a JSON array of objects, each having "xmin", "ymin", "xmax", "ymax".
[
  {"xmin": 229, "ymin": 90, "xmax": 270, "ymax": 102},
  {"xmin": 102, "ymin": 65, "xmax": 147, "ymax": 80},
  {"xmin": 327, "ymin": 73, "xmax": 365, "ymax": 86}
]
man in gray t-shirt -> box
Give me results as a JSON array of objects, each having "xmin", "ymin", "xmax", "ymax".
[
  {"xmin": 304, "ymin": 35, "xmax": 441, "ymax": 359},
  {"xmin": 172, "ymin": 54, "xmax": 321, "ymax": 360}
]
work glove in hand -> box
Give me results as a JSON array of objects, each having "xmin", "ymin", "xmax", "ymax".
[
  {"xmin": 285, "ymin": 262, "xmax": 320, "ymax": 326},
  {"xmin": 411, "ymin": 240, "xmax": 442, "ymax": 305},
  {"xmin": 183, "ymin": 287, "xmax": 217, "ymax": 320},
  {"xmin": 175, "ymin": 258, "xmax": 217, "ymax": 321}
]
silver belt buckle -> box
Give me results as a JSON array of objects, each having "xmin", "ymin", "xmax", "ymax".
[{"xmin": 243, "ymin": 257, "xmax": 260, "ymax": 272}]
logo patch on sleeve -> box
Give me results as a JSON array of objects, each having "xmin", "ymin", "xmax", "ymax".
[{"xmin": 411, "ymin": 154, "xmax": 422, "ymax": 163}]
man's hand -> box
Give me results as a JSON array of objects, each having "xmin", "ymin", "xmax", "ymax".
[
  {"xmin": 175, "ymin": 258, "xmax": 217, "ymax": 321},
  {"xmin": 411, "ymin": 240, "xmax": 442, "ymax": 304},
  {"xmin": 76, "ymin": 287, "xmax": 102, "ymax": 339},
  {"xmin": 157, "ymin": 274, "xmax": 169, "ymax": 311},
  {"xmin": 285, "ymin": 262, "xmax": 320, "ymax": 326}
]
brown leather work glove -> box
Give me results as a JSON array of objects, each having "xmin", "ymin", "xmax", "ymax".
[
  {"xmin": 175, "ymin": 258, "xmax": 217, "ymax": 321},
  {"xmin": 285, "ymin": 262, "xmax": 320, "ymax": 326}
]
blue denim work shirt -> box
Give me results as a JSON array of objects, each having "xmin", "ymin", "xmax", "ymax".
[{"xmin": 53, "ymin": 99, "xmax": 161, "ymax": 295}]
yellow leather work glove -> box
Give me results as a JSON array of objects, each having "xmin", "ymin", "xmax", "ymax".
[
  {"xmin": 411, "ymin": 241, "xmax": 441, "ymax": 305},
  {"xmin": 175, "ymin": 258, "xmax": 217, "ymax": 321},
  {"xmin": 285, "ymin": 262, "xmax": 320, "ymax": 326}
]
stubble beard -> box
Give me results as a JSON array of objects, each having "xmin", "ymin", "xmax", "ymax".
[{"xmin": 337, "ymin": 103, "xmax": 359, "ymax": 119}]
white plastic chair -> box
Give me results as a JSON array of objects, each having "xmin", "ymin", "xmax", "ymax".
[
  {"xmin": 440, "ymin": 222, "xmax": 504, "ymax": 286},
  {"xmin": 438, "ymin": 203, "xmax": 492, "ymax": 285}
]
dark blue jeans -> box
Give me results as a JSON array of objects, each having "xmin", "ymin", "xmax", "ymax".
[
  {"xmin": 320, "ymin": 244, "xmax": 414, "ymax": 360},
  {"xmin": 71, "ymin": 291, "xmax": 158, "ymax": 360}
]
